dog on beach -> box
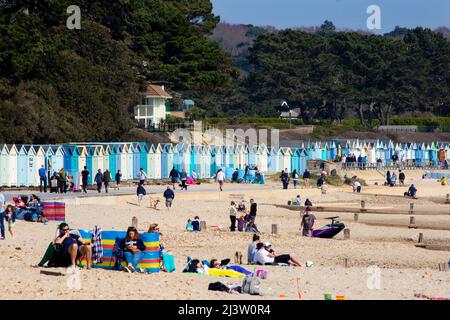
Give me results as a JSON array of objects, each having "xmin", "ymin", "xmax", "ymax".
[{"xmin": 149, "ymin": 197, "xmax": 161, "ymax": 210}]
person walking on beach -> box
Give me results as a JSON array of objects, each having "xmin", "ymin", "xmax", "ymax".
[
  {"xmin": 180, "ymin": 169, "xmax": 188, "ymax": 190},
  {"xmin": 280, "ymin": 169, "xmax": 290, "ymax": 189},
  {"xmin": 292, "ymin": 169, "xmax": 299, "ymax": 189},
  {"xmin": 301, "ymin": 207, "xmax": 316, "ymax": 237},
  {"xmin": 216, "ymin": 169, "xmax": 225, "ymax": 191},
  {"xmin": 163, "ymin": 186, "xmax": 175, "ymax": 210},
  {"xmin": 138, "ymin": 168, "xmax": 147, "ymax": 186},
  {"xmin": 115, "ymin": 170, "xmax": 122, "ymax": 190},
  {"xmin": 302, "ymin": 169, "xmax": 311, "ymax": 188},
  {"xmin": 137, "ymin": 184, "xmax": 146, "ymax": 206},
  {"xmin": 94, "ymin": 169, "xmax": 103, "ymax": 193},
  {"xmin": 169, "ymin": 167, "xmax": 179, "ymax": 190},
  {"xmin": 399, "ymin": 170, "xmax": 405, "ymax": 185},
  {"xmin": 81, "ymin": 166, "xmax": 90, "ymax": 193},
  {"xmin": 0, "ymin": 189, "xmax": 5, "ymax": 240},
  {"xmin": 386, "ymin": 170, "xmax": 391, "ymax": 186},
  {"xmin": 59, "ymin": 168, "xmax": 67, "ymax": 193},
  {"xmin": 103, "ymin": 169, "xmax": 111, "ymax": 193},
  {"xmin": 38, "ymin": 165, "xmax": 47, "ymax": 193},
  {"xmin": 229, "ymin": 201, "xmax": 237, "ymax": 232}
]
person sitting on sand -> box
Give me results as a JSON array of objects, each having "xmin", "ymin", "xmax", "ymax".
[
  {"xmin": 237, "ymin": 200, "xmax": 247, "ymax": 213},
  {"xmin": 237, "ymin": 215, "xmax": 246, "ymax": 232},
  {"xmin": 255, "ymin": 242, "xmax": 302, "ymax": 267},
  {"xmin": 186, "ymin": 219, "xmax": 193, "ymax": 231},
  {"xmin": 321, "ymin": 182, "xmax": 328, "ymax": 194},
  {"xmin": 405, "ymin": 184, "xmax": 418, "ymax": 199},
  {"xmin": 247, "ymin": 234, "xmax": 260, "ymax": 264},
  {"xmin": 300, "ymin": 207, "xmax": 316, "ymax": 237},
  {"xmin": 120, "ymin": 226, "xmax": 146, "ymax": 273},
  {"xmin": 294, "ymin": 195, "xmax": 301, "ymax": 205},
  {"xmin": 353, "ymin": 180, "xmax": 361, "ymax": 193},
  {"xmin": 54, "ymin": 223, "xmax": 92, "ymax": 269},
  {"xmin": 390, "ymin": 173, "xmax": 397, "ymax": 187},
  {"xmin": 245, "ymin": 220, "xmax": 259, "ymax": 233},
  {"xmin": 192, "ymin": 216, "xmax": 201, "ymax": 232}
]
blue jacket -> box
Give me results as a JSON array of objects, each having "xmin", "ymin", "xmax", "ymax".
[
  {"xmin": 163, "ymin": 189, "xmax": 175, "ymax": 199},
  {"xmin": 94, "ymin": 173, "xmax": 103, "ymax": 183},
  {"xmin": 38, "ymin": 167, "xmax": 46, "ymax": 177}
]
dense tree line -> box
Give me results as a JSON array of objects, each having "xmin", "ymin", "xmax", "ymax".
[
  {"xmin": 0, "ymin": 0, "xmax": 236, "ymax": 143},
  {"xmin": 197, "ymin": 24, "xmax": 450, "ymax": 125},
  {"xmin": 0, "ymin": 1, "xmax": 449, "ymax": 144}
]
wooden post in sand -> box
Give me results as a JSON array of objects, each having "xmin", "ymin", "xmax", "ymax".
[
  {"xmin": 271, "ymin": 224, "xmax": 278, "ymax": 235},
  {"xmin": 409, "ymin": 203, "xmax": 414, "ymax": 214},
  {"xmin": 446, "ymin": 194, "xmax": 450, "ymax": 204},
  {"xmin": 354, "ymin": 213, "xmax": 359, "ymax": 222},
  {"xmin": 418, "ymin": 233, "xmax": 423, "ymax": 243},
  {"xmin": 408, "ymin": 216, "xmax": 417, "ymax": 229},
  {"xmin": 360, "ymin": 200, "xmax": 365, "ymax": 210},
  {"xmin": 344, "ymin": 228, "xmax": 350, "ymax": 240},
  {"xmin": 132, "ymin": 216, "xmax": 138, "ymax": 228},
  {"xmin": 200, "ymin": 221, "xmax": 207, "ymax": 231},
  {"xmin": 344, "ymin": 258, "xmax": 350, "ymax": 268},
  {"xmin": 438, "ymin": 263, "xmax": 448, "ymax": 272}
]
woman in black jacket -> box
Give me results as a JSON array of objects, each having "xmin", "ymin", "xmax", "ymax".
[{"xmin": 120, "ymin": 227, "xmax": 146, "ymax": 273}]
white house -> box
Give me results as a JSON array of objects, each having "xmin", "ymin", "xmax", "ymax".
[{"xmin": 134, "ymin": 84, "xmax": 173, "ymax": 128}]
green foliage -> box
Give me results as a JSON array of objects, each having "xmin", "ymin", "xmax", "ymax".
[{"xmin": 0, "ymin": 0, "xmax": 236, "ymax": 143}]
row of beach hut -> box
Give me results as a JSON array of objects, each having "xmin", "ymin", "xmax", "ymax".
[{"xmin": 0, "ymin": 140, "xmax": 448, "ymax": 187}]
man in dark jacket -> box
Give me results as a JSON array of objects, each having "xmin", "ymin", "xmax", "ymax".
[
  {"xmin": 169, "ymin": 167, "xmax": 179, "ymax": 190},
  {"xmin": 163, "ymin": 186, "xmax": 175, "ymax": 210},
  {"xmin": 103, "ymin": 170, "xmax": 111, "ymax": 193},
  {"xmin": 81, "ymin": 166, "xmax": 90, "ymax": 193},
  {"xmin": 399, "ymin": 170, "xmax": 405, "ymax": 185},
  {"xmin": 249, "ymin": 199, "xmax": 257, "ymax": 221},
  {"xmin": 94, "ymin": 170, "xmax": 103, "ymax": 193}
]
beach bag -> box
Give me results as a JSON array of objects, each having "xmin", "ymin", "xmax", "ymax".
[
  {"xmin": 241, "ymin": 275, "xmax": 261, "ymax": 295},
  {"xmin": 112, "ymin": 238, "xmax": 124, "ymax": 271},
  {"xmin": 208, "ymin": 282, "xmax": 230, "ymax": 292},
  {"xmin": 255, "ymin": 269, "xmax": 268, "ymax": 279},
  {"xmin": 161, "ymin": 253, "xmax": 176, "ymax": 272}
]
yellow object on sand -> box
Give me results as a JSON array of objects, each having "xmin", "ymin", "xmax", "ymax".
[
  {"xmin": 441, "ymin": 177, "xmax": 447, "ymax": 185},
  {"xmin": 207, "ymin": 268, "xmax": 245, "ymax": 278}
]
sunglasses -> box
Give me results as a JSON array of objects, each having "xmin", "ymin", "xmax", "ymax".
[
  {"xmin": 62, "ymin": 228, "xmax": 69, "ymax": 231},
  {"xmin": 128, "ymin": 227, "xmax": 137, "ymax": 231}
]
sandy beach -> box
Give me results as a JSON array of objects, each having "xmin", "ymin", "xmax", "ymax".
[{"xmin": 1, "ymin": 171, "xmax": 449, "ymax": 300}]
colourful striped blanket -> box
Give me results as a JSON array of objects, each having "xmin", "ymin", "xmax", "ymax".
[
  {"xmin": 41, "ymin": 202, "xmax": 66, "ymax": 221},
  {"xmin": 77, "ymin": 230, "xmax": 160, "ymax": 273}
]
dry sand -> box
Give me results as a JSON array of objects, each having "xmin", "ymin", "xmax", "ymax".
[{"xmin": 1, "ymin": 171, "xmax": 449, "ymax": 300}]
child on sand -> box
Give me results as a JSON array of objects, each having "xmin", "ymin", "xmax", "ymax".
[
  {"xmin": 186, "ymin": 219, "xmax": 193, "ymax": 231},
  {"xmin": 237, "ymin": 215, "xmax": 246, "ymax": 232},
  {"xmin": 4, "ymin": 205, "xmax": 15, "ymax": 238},
  {"xmin": 192, "ymin": 216, "xmax": 201, "ymax": 232},
  {"xmin": 321, "ymin": 182, "xmax": 328, "ymax": 194}
]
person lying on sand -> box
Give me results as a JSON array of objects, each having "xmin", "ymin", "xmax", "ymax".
[
  {"xmin": 54, "ymin": 223, "xmax": 92, "ymax": 269},
  {"xmin": 254, "ymin": 242, "xmax": 302, "ymax": 267}
]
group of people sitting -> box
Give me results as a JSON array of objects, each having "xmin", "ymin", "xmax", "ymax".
[
  {"xmin": 229, "ymin": 199, "xmax": 259, "ymax": 233},
  {"xmin": 247, "ymin": 234, "xmax": 302, "ymax": 266},
  {"xmin": 230, "ymin": 165, "xmax": 262, "ymax": 184},
  {"xmin": 38, "ymin": 223, "xmax": 167, "ymax": 274},
  {"xmin": 13, "ymin": 194, "xmax": 46, "ymax": 223},
  {"xmin": 186, "ymin": 216, "xmax": 201, "ymax": 232}
]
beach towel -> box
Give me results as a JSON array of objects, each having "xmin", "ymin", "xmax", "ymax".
[
  {"xmin": 207, "ymin": 268, "xmax": 245, "ymax": 278},
  {"xmin": 227, "ymin": 265, "xmax": 253, "ymax": 276},
  {"xmin": 91, "ymin": 226, "xmax": 103, "ymax": 264},
  {"xmin": 41, "ymin": 202, "xmax": 66, "ymax": 221},
  {"xmin": 77, "ymin": 230, "xmax": 160, "ymax": 273}
]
